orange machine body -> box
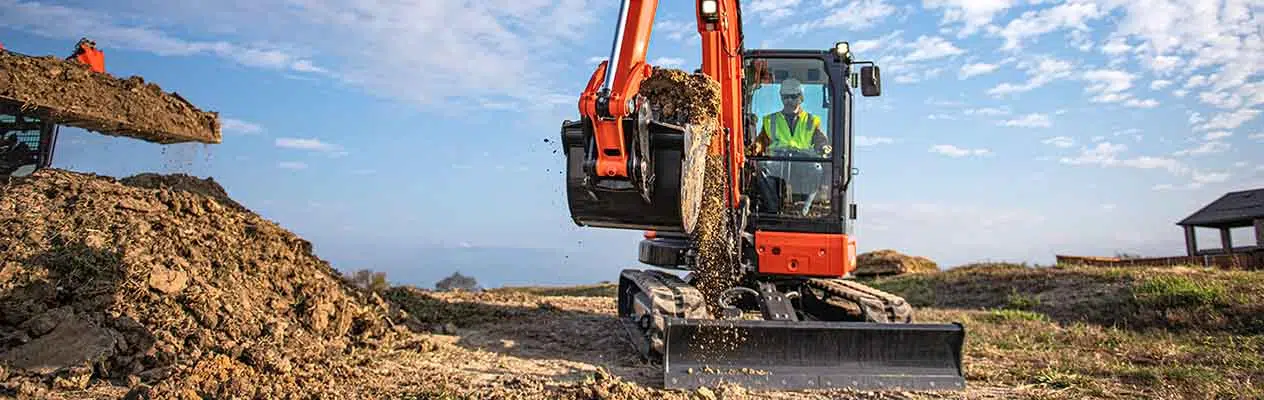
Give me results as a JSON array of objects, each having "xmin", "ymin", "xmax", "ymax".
[
  {"xmin": 754, "ymin": 231, "xmax": 856, "ymax": 278},
  {"xmin": 72, "ymin": 46, "xmax": 105, "ymax": 73}
]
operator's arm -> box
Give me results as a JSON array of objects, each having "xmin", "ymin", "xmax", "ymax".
[
  {"xmin": 812, "ymin": 117, "xmax": 832, "ymax": 155},
  {"xmin": 749, "ymin": 116, "xmax": 772, "ymax": 156}
]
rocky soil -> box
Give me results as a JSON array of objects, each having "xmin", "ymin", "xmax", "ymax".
[
  {"xmin": 0, "ymin": 51, "xmax": 220, "ymax": 144},
  {"xmin": 0, "ymin": 169, "xmax": 403, "ymax": 399},
  {"xmin": 854, "ymin": 250, "xmax": 939, "ymax": 277}
]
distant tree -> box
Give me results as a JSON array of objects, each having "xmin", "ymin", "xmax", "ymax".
[
  {"xmin": 1115, "ymin": 252, "xmax": 1142, "ymax": 260},
  {"xmin": 435, "ymin": 272, "xmax": 480, "ymax": 292},
  {"xmin": 345, "ymin": 268, "xmax": 391, "ymax": 294}
]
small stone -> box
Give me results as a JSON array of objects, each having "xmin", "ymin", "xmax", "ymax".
[
  {"xmin": 123, "ymin": 385, "xmax": 154, "ymax": 400},
  {"xmin": 19, "ymin": 306, "xmax": 73, "ymax": 337},
  {"xmin": 147, "ymin": 264, "xmax": 188, "ymax": 295}
]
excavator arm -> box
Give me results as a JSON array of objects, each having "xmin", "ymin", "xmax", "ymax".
[{"xmin": 577, "ymin": 0, "xmax": 745, "ymax": 206}]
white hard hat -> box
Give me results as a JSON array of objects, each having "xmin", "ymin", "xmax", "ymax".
[{"xmin": 779, "ymin": 78, "xmax": 803, "ymax": 95}]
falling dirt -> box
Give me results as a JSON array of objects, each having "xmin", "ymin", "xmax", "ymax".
[
  {"xmin": 0, "ymin": 50, "xmax": 220, "ymax": 145},
  {"xmin": 641, "ymin": 68, "xmax": 749, "ymax": 360}
]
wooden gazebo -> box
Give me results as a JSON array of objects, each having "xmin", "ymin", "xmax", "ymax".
[{"xmin": 1177, "ymin": 188, "xmax": 1264, "ymax": 256}]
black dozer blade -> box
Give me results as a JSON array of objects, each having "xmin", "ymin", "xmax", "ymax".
[{"xmin": 661, "ymin": 318, "xmax": 966, "ymax": 391}]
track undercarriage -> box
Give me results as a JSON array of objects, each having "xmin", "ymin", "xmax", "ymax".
[{"xmin": 616, "ymin": 268, "xmax": 966, "ymax": 391}]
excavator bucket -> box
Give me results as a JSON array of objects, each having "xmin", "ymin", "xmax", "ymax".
[{"xmin": 661, "ymin": 317, "xmax": 966, "ymax": 391}]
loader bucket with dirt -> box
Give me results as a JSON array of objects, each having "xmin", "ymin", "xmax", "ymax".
[{"xmin": 661, "ymin": 318, "xmax": 966, "ymax": 391}]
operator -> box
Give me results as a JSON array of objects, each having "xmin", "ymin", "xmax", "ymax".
[
  {"xmin": 0, "ymin": 134, "xmax": 35, "ymax": 176},
  {"xmin": 749, "ymin": 78, "xmax": 831, "ymax": 157},
  {"xmin": 66, "ymin": 38, "xmax": 105, "ymax": 73}
]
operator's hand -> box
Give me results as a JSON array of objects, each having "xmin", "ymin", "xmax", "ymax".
[{"xmin": 820, "ymin": 145, "xmax": 832, "ymax": 156}]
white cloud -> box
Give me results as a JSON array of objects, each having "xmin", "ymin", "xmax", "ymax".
[
  {"xmin": 586, "ymin": 56, "xmax": 606, "ymax": 64},
  {"xmin": 278, "ymin": 161, "xmax": 308, "ymax": 170},
  {"xmin": 1173, "ymin": 142, "xmax": 1230, "ymax": 157},
  {"xmin": 1123, "ymin": 98, "xmax": 1159, "ymax": 108},
  {"xmin": 959, "ymin": 62, "xmax": 999, "ymax": 79},
  {"xmin": 986, "ymin": 56, "xmax": 1074, "ymax": 96},
  {"xmin": 275, "ymin": 137, "xmax": 343, "ymax": 153},
  {"xmin": 1042, "ymin": 136, "xmax": 1075, "ymax": 148},
  {"xmin": 1060, "ymin": 142, "xmax": 1185, "ymax": 174},
  {"xmin": 1192, "ymin": 170, "xmax": 1230, "ymax": 184},
  {"xmin": 1100, "ymin": 36, "xmax": 1131, "ymax": 55},
  {"xmin": 1249, "ymin": 133, "xmax": 1264, "ymax": 141},
  {"xmin": 1198, "ymin": 109, "xmax": 1261, "ymax": 131},
  {"xmin": 922, "ymin": 0, "xmax": 1018, "ymax": 37},
  {"xmin": 1082, "ymin": 69, "xmax": 1141, "ymax": 104},
  {"xmin": 650, "ymin": 57, "xmax": 685, "ymax": 68},
  {"xmin": 965, "ymin": 107, "xmax": 1010, "ymax": 116},
  {"xmin": 851, "ymin": 30, "xmax": 902, "ymax": 54},
  {"xmin": 1000, "ymin": 113, "xmax": 1052, "ymax": 128},
  {"xmin": 1149, "ymin": 80, "xmax": 1173, "ymax": 90},
  {"xmin": 789, "ymin": 0, "xmax": 896, "ymax": 34},
  {"xmin": 903, "ymin": 36, "xmax": 965, "ymax": 62},
  {"xmin": 1091, "ymin": 136, "xmax": 1106, "ymax": 143},
  {"xmin": 856, "ymin": 136, "xmax": 895, "ymax": 146},
  {"xmin": 221, "ymin": 118, "xmax": 263, "ymax": 135},
  {"xmin": 930, "ymin": 144, "xmax": 991, "ymax": 157},
  {"xmin": 991, "ymin": 0, "xmax": 1106, "ymax": 51},
  {"xmin": 1101, "ymin": 203, "xmax": 1117, "ymax": 211},
  {"xmin": 748, "ymin": 0, "xmax": 803, "ymax": 23},
  {"xmin": 1203, "ymin": 131, "xmax": 1232, "ymax": 141}
]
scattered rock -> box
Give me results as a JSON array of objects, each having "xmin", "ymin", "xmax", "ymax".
[
  {"xmin": 146, "ymin": 264, "xmax": 188, "ymax": 295},
  {"xmin": 0, "ymin": 315, "xmax": 117, "ymax": 375}
]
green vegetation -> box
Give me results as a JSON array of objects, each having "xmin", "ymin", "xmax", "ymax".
[
  {"xmin": 490, "ymin": 283, "xmax": 617, "ymax": 298},
  {"xmin": 1132, "ymin": 274, "xmax": 1229, "ymax": 309}
]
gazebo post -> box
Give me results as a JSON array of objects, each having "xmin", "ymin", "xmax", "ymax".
[
  {"xmin": 1255, "ymin": 218, "xmax": 1264, "ymax": 249},
  {"xmin": 1220, "ymin": 227, "xmax": 1233, "ymax": 254},
  {"xmin": 1184, "ymin": 225, "xmax": 1198, "ymax": 256}
]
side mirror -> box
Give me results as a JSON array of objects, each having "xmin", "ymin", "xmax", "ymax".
[{"xmin": 860, "ymin": 66, "xmax": 881, "ymax": 97}]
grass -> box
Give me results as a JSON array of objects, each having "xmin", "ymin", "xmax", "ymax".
[{"xmin": 489, "ymin": 283, "xmax": 618, "ymax": 298}]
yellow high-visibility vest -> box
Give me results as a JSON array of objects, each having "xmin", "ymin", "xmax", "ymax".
[{"xmin": 762, "ymin": 110, "xmax": 819, "ymax": 150}]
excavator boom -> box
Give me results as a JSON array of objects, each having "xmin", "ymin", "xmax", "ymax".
[{"xmin": 561, "ymin": 0, "xmax": 967, "ymax": 392}]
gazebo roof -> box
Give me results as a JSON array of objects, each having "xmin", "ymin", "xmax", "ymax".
[{"xmin": 1177, "ymin": 188, "xmax": 1264, "ymax": 228}]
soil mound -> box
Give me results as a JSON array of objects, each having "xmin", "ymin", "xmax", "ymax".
[
  {"xmin": 0, "ymin": 169, "xmax": 403, "ymax": 399},
  {"xmin": 0, "ymin": 50, "xmax": 220, "ymax": 144},
  {"xmin": 854, "ymin": 249, "xmax": 939, "ymax": 276}
]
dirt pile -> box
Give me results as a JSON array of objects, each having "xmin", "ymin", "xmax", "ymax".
[
  {"xmin": 854, "ymin": 250, "xmax": 939, "ymax": 276},
  {"xmin": 0, "ymin": 169, "xmax": 405, "ymax": 399},
  {"xmin": 0, "ymin": 50, "xmax": 220, "ymax": 144}
]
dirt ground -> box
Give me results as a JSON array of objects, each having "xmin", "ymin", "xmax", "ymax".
[{"xmin": 0, "ymin": 51, "xmax": 220, "ymax": 144}]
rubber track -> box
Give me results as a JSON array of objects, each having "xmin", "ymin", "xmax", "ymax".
[{"xmin": 805, "ymin": 278, "xmax": 913, "ymax": 323}]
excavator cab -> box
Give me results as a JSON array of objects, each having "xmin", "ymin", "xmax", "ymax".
[{"xmin": 0, "ymin": 102, "xmax": 58, "ymax": 177}]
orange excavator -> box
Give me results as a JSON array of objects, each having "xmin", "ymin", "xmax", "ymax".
[{"xmin": 558, "ymin": 0, "xmax": 966, "ymax": 391}]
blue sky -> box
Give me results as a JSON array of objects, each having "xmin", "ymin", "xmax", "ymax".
[{"xmin": 2, "ymin": 0, "xmax": 1262, "ymax": 287}]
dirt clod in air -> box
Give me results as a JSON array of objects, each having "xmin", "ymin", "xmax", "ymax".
[
  {"xmin": 0, "ymin": 169, "xmax": 404, "ymax": 398},
  {"xmin": 0, "ymin": 50, "xmax": 220, "ymax": 144}
]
